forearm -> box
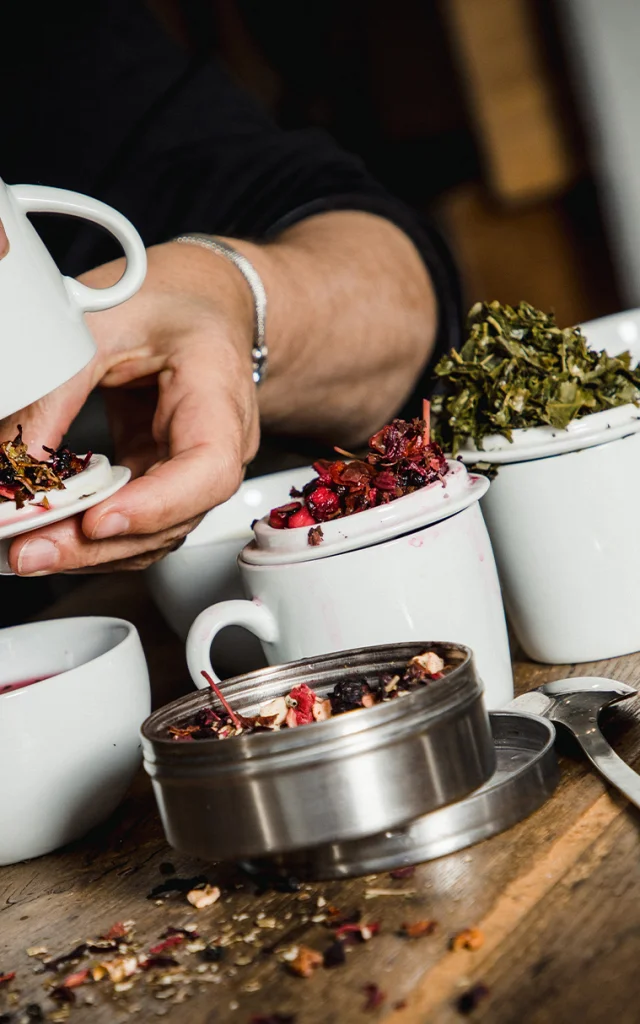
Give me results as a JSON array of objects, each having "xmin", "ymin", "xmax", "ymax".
[{"xmin": 226, "ymin": 211, "xmax": 438, "ymax": 446}]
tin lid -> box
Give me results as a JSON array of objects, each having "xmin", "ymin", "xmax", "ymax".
[
  {"xmin": 242, "ymin": 460, "xmax": 488, "ymax": 565},
  {"xmin": 244, "ymin": 709, "xmax": 559, "ymax": 879}
]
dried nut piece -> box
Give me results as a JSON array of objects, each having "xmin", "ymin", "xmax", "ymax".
[
  {"xmin": 409, "ymin": 652, "xmax": 445, "ymax": 675},
  {"xmin": 258, "ymin": 697, "xmax": 288, "ymax": 727},
  {"xmin": 450, "ymin": 927, "xmax": 484, "ymax": 952},
  {"xmin": 287, "ymin": 946, "xmax": 323, "ymax": 978},
  {"xmin": 187, "ymin": 885, "xmax": 221, "ymax": 910},
  {"xmin": 312, "ymin": 699, "xmax": 332, "ymax": 722}
]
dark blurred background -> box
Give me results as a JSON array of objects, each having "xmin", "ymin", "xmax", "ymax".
[{"xmin": 145, "ymin": 0, "xmax": 625, "ymax": 326}]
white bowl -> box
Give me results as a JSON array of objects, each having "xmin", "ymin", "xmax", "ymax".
[
  {"xmin": 0, "ymin": 616, "xmax": 150, "ymax": 865},
  {"xmin": 146, "ymin": 467, "xmax": 313, "ymax": 674}
]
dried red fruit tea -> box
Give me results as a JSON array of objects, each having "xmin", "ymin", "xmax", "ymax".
[
  {"xmin": 267, "ymin": 405, "xmax": 448, "ymax": 531},
  {"xmin": 168, "ymin": 651, "xmax": 448, "ymax": 742}
]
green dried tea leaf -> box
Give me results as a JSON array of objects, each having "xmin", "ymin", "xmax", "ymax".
[{"xmin": 431, "ymin": 300, "xmax": 640, "ymax": 453}]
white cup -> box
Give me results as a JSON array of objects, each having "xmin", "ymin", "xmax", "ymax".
[
  {"xmin": 456, "ymin": 308, "xmax": 640, "ymax": 664},
  {"xmin": 186, "ymin": 496, "xmax": 514, "ymax": 710},
  {"xmin": 0, "ymin": 177, "xmax": 147, "ymax": 419},
  {"xmin": 0, "ymin": 617, "xmax": 151, "ymax": 865}
]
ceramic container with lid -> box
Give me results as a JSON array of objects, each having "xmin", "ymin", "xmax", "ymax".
[
  {"xmin": 141, "ymin": 641, "xmax": 495, "ymax": 861},
  {"xmin": 186, "ymin": 460, "xmax": 514, "ymax": 708},
  {"xmin": 457, "ymin": 309, "xmax": 640, "ymax": 664}
]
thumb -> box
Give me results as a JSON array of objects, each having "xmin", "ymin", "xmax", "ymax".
[{"xmin": 0, "ymin": 357, "xmax": 98, "ymax": 455}]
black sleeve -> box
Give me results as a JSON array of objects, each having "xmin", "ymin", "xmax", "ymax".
[{"xmin": 3, "ymin": 0, "xmax": 461, "ymax": 410}]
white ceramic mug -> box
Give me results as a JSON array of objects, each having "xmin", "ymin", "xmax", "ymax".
[
  {"xmin": 0, "ymin": 178, "xmax": 147, "ymax": 419},
  {"xmin": 186, "ymin": 500, "xmax": 514, "ymax": 709},
  {"xmin": 0, "ymin": 616, "xmax": 151, "ymax": 865}
]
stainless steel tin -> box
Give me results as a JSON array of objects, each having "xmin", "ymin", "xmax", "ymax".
[
  {"xmin": 246, "ymin": 710, "xmax": 558, "ymax": 879},
  {"xmin": 141, "ymin": 642, "xmax": 495, "ymax": 861}
]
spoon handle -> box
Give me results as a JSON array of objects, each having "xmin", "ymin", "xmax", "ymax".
[{"xmin": 566, "ymin": 718, "xmax": 640, "ymax": 811}]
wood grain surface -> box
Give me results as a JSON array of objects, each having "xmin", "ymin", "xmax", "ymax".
[{"xmin": 2, "ymin": 574, "xmax": 640, "ymax": 1024}]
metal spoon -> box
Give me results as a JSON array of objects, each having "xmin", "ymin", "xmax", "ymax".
[{"xmin": 512, "ymin": 677, "xmax": 640, "ymax": 809}]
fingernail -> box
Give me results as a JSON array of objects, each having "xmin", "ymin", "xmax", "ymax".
[
  {"xmin": 91, "ymin": 513, "xmax": 130, "ymax": 539},
  {"xmin": 17, "ymin": 538, "xmax": 59, "ymax": 576}
]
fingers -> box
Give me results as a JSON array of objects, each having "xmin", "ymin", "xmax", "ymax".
[
  {"xmin": 81, "ymin": 337, "xmax": 259, "ymax": 542},
  {"xmin": 0, "ymin": 219, "xmax": 9, "ymax": 258},
  {"xmin": 7, "ymin": 513, "xmax": 201, "ymax": 576},
  {"xmin": 0, "ymin": 358, "xmax": 99, "ymax": 455}
]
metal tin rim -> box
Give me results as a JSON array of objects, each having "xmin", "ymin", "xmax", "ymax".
[{"xmin": 141, "ymin": 641, "xmax": 478, "ymax": 769}]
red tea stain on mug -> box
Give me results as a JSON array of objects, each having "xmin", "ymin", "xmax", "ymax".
[
  {"xmin": 409, "ymin": 536, "xmax": 424, "ymax": 548},
  {"xmin": 0, "ymin": 674, "xmax": 54, "ymax": 696}
]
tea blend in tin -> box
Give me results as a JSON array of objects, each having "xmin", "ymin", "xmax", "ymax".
[{"xmin": 168, "ymin": 651, "xmax": 449, "ymax": 742}]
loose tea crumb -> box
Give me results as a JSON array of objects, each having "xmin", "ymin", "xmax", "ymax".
[
  {"xmin": 268, "ymin": 409, "xmax": 448, "ymax": 530},
  {"xmin": 450, "ymin": 928, "xmax": 484, "ymax": 952},
  {"xmin": 456, "ymin": 983, "xmax": 490, "ymax": 1015},
  {"xmin": 399, "ymin": 920, "xmax": 437, "ymax": 939},
  {"xmin": 389, "ymin": 866, "xmax": 416, "ymax": 880},
  {"xmin": 307, "ymin": 525, "xmax": 323, "ymax": 546},
  {"xmin": 286, "ymin": 947, "xmax": 323, "ymax": 979},
  {"xmin": 362, "ymin": 983, "xmax": 386, "ymax": 1012},
  {"xmin": 186, "ymin": 885, "xmax": 220, "ymax": 910}
]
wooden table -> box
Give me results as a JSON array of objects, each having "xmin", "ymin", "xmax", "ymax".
[{"xmin": 2, "ymin": 575, "xmax": 640, "ymax": 1024}]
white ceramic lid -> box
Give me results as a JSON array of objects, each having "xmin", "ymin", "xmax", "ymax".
[
  {"xmin": 0, "ymin": 453, "xmax": 130, "ymax": 573},
  {"xmin": 454, "ymin": 310, "xmax": 640, "ymax": 466},
  {"xmin": 455, "ymin": 402, "xmax": 640, "ymax": 466},
  {"xmin": 242, "ymin": 459, "xmax": 489, "ymax": 565}
]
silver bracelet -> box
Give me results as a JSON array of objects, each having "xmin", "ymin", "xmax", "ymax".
[{"xmin": 173, "ymin": 233, "xmax": 268, "ymax": 385}]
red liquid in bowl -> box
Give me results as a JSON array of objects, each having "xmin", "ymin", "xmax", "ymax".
[{"xmin": 0, "ymin": 675, "xmax": 55, "ymax": 695}]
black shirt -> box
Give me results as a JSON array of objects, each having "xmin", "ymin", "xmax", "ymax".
[{"xmin": 2, "ymin": 0, "xmax": 461, "ymax": 416}]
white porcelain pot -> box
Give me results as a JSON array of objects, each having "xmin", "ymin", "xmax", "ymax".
[
  {"xmin": 0, "ymin": 178, "xmax": 147, "ymax": 419},
  {"xmin": 478, "ymin": 430, "xmax": 640, "ymax": 663},
  {"xmin": 456, "ymin": 309, "xmax": 640, "ymax": 664},
  {"xmin": 186, "ymin": 463, "xmax": 514, "ymax": 709},
  {"xmin": 0, "ymin": 617, "xmax": 150, "ymax": 865}
]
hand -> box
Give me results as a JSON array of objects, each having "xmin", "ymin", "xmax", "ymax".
[{"xmin": 3, "ymin": 241, "xmax": 260, "ymax": 574}]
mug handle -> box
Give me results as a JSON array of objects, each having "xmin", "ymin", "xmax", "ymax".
[
  {"xmin": 186, "ymin": 600, "xmax": 279, "ymax": 688},
  {"xmin": 9, "ymin": 184, "xmax": 147, "ymax": 313}
]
